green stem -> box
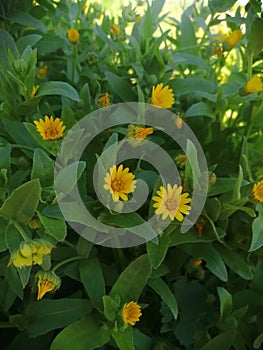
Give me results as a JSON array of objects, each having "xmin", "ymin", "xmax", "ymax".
[
  {"xmin": 247, "ymin": 52, "xmax": 253, "ymax": 81},
  {"xmin": 11, "ymin": 220, "xmax": 29, "ymax": 241},
  {"xmin": 0, "ymin": 322, "xmax": 17, "ymax": 329},
  {"xmin": 71, "ymin": 44, "xmax": 78, "ymax": 83},
  {"xmin": 245, "ymin": 102, "xmax": 255, "ymax": 138},
  {"xmin": 51, "ymin": 256, "xmax": 88, "ymax": 273},
  {"xmin": 63, "ymin": 239, "xmax": 76, "ymax": 250}
]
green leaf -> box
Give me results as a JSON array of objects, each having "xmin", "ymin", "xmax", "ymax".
[
  {"xmin": 248, "ymin": 17, "xmax": 263, "ymax": 56},
  {"xmin": 171, "ymin": 53, "xmax": 208, "ymax": 68},
  {"xmin": 16, "ymin": 34, "xmax": 42, "ymax": 53},
  {"xmin": 79, "ymin": 259, "xmax": 105, "ymax": 311},
  {"xmin": 180, "ymin": 10, "xmax": 198, "ymax": 55},
  {"xmin": 216, "ymin": 244, "xmax": 253, "ymax": 280},
  {"xmin": 25, "ymin": 299, "xmax": 92, "ymax": 337},
  {"xmin": 104, "ymin": 72, "xmax": 137, "ymax": 102},
  {"xmin": 35, "ymin": 34, "xmax": 67, "ymax": 54},
  {"xmin": 142, "ymin": 6, "xmax": 153, "ymax": 39},
  {"xmin": 50, "ymin": 315, "xmax": 110, "ymax": 350},
  {"xmin": 208, "ymin": 0, "xmax": 237, "ymax": 13},
  {"xmin": 37, "ymin": 81, "xmax": 79, "ymax": 101},
  {"xmin": 180, "ymin": 243, "xmax": 228, "ymax": 281},
  {"xmin": 217, "ymin": 287, "xmax": 232, "ymax": 319},
  {"xmin": 0, "ymin": 144, "xmax": 11, "ymax": 174},
  {"xmin": 102, "ymin": 295, "xmax": 120, "ymax": 322},
  {"xmin": 200, "ymin": 330, "xmax": 236, "ymax": 350},
  {"xmin": 148, "ymin": 278, "xmax": 178, "ymax": 319},
  {"xmin": 205, "ymin": 197, "xmax": 221, "ymax": 222},
  {"xmin": 31, "ymin": 149, "xmax": 54, "ymax": 187},
  {"xmin": 54, "ymin": 161, "xmax": 86, "ymax": 198},
  {"xmin": 8, "ymin": 10, "xmax": 47, "ymax": 31},
  {"xmin": 249, "ymin": 214, "xmax": 263, "ymax": 251},
  {"xmin": 110, "ymin": 254, "xmax": 152, "ymax": 302},
  {"xmin": 5, "ymin": 266, "xmax": 23, "ymax": 300},
  {"xmin": 146, "ymin": 233, "xmax": 171, "ymax": 268},
  {"xmin": 111, "ymin": 327, "xmax": 134, "ymax": 350},
  {"xmin": 185, "ymin": 102, "xmax": 214, "ymax": 118},
  {"xmin": 170, "ymin": 77, "xmax": 217, "ymax": 101},
  {"xmin": 0, "ymin": 29, "xmax": 19, "ymax": 70},
  {"xmin": 37, "ymin": 212, "xmax": 67, "ymax": 242},
  {"xmin": 0, "ymin": 179, "xmax": 40, "ymax": 224}
]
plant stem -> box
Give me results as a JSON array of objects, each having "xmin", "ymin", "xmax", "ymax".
[
  {"xmin": 0, "ymin": 322, "xmax": 17, "ymax": 329},
  {"xmin": 11, "ymin": 220, "xmax": 29, "ymax": 241},
  {"xmin": 247, "ymin": 52, "xmax": 253, "ymax": 81},
  {"xmin": 51, "ymin": 256, "xmax": 88, "ymax": 273}
]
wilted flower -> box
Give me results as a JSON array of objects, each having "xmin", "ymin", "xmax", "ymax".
[
  {"xmin": 110, "ymin": 24, "xmax": 120, "ymax": 36},
  {"xmin": 97, "ymin": 92, "xmax": 111, "ymax": 107},
  {"xmin": 36, "ymin": 270, "xmax": 61, "ymax": 300},
  {"xmin": 126, "ymin": 124, "xmax": 153, "ymax": 146},
  {"xmin": 38, "ymin": 65, "xmax": 48, "ymax": 78}
]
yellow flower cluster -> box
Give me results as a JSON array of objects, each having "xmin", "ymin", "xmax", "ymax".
[
  {"xmin": 253, "ymin": 180, "xmax": 263, "ymax": 204},
  {"xmin": 9, "ymin": 239, "xmax": 53, "ymax": 268},
  {"xmin": 67, "ymin": 28, "xmax": 80, "ymax": 44}
]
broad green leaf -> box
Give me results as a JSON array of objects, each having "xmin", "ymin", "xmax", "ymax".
[
  {"xmin": 134, "ymin": 329, "xmax": 152, "ymax": 350},
  {"xmin": 170, "ymin": 78, "xmax": 217, "ymax": 101},
  {"xmin": 200, "ymin": 330, "xmax": 236, "ymax": 350},
  {"xmin": 110, "ymin": 254, "xmax": 152, "ymax": 302},
  {"xmin": 5, "ymin": 331, "xmax": 53, "ymax": 350},
  {"xmin": 171, "ymin": 53, "xmax": 208, "ymax": 68},
  {"xmin": 209, "ymin": 0, "xmax": 237, "ymax": 13},
  {"xmin": 0, "ymin": 29, "xmax": 19, "ymax": 69},
  {"xmin": 76, "ymin": 237, "xmax": 93, "ymax": 257},
  {"xmin": 216, "ymin": 244, "xmax": 253, "ymax": 280},
  {"xmin": 37, "ymin": 212, "xmax": 67, "ymax": 242},
  {"xmin": 5, "ymin": 222, "xmax": 23, "ymax": 255},
  {"xmin": 217, "ymin": 287, "xmax": 232, "ymax": 319},
  {"xmin": 17, "ymin": 266, "xmax": 31, "ymax": 289},
  {"xmin": 104, "ymin": 72, "xmax": 137, "ymax": 102},
  {"xmin": 174, "ymin": 278, "xmax": 214, "ymax": 347},
  {"xmin": 185, "ymin": 102, "xmax": 214, "ymax": 118},
  {"xmin": 205, "ymin": 197, "xmax": 221, "ymax": 222},
  {"xmin": 50, "ymin": 315, "xmax": 110, "ymax": 350},
  {"xmin": 31, "ymin": 149, "xmax": 54, "ymax": 187},
  {"xmin": 102, "ymin": 295, "xmax": 120, "ymax": 322},
  {"xmin": 111, "ymin": 326, "xmax": 134, "ymax": 350},
  {"xmin": 180, "ymin": 243, "xmax": 228, "ymax": 281},
  {"xmin": 146, "ymin": 233, "xmax": 171, "ymax": 268},
  {"xmin": 54, "ymin": 161, "xmax": 86, "ymax": 198},
  {"xmin": 248, "ymin": 17, "xmax": 263, "ymax": 56},
  {"xmin": 37, "ymin": 81, "xmax": 79, "ymax": 101},
  {"xmin": 0, "ymin": 144, "xmax": 11, "ymax": 173},
  {"xmin": 25, "ymin": 299, "xmax": 92, "ymax": 337},
  {"xmin": 16, "ymin": 34, "xmax": 42, "ymax": 53},
  {"xmin": 0, "ymin": 179, "xmax": 40, "ymax": 224},
  {"xmin": 8, "ymin": 11, "xmax": 47, "ymax": 31},
  {"xmin": 249, "ymin": 215, "xmax": 263, "ymax": 251},
  {"xmin": 209, "ymin": 178, "xmax": 248, "ymax": 196},
  {"xmin": 148, "ymin": 278, "xmax": 178, "ymax": 319},
  {"xmin": 35, "ymin": 34, "xmax": 67, "ymax": 54},
  {"xmin": 5, "ymin": 266, "xmax": 23, "ymax": 300},
  {"xmin": 180, "ymin": 10, "xmax": 198, "ymax": 55},
  {"xmin": 79, "ymin": 258, "xmax": 105, "ymax": 311},
  {"xmin": 142, "ymin": 6, "xmax": 153, "ymax": 39}
]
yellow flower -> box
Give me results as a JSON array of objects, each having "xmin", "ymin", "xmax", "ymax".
[
  {"xmin": 151, "ymin": 83, "xmax": 175, "ymax": 108},
  {"xmin": 223, "ymin": 29, "xmax": 242, "ymax": 51},
  {"xmin": 82, "ymin": 1, "xmax": 88, "ymax": 13},
  {"xmin": 36, "ymin": 271, "xmax": 61, "ymax": 300},
  {"xmin": 38, "ymin": 65, "xmax": 48, "ymax": 78},
  {"xmin": 110, "ymin": 24, "xmax": 120, "ymax": 36},
  {"xmin": 243, "ymin": 76, "xmax": 263, "ymax": 94},
  {"xmin": 67, "ymin": 28, "xmax": 80, "ymax": 44},
  {"xmin": 104, "ymin": 164, "xmax": 136, "ymax": 202},
  {"xmin": 253, "ymin": 180, "xmax": 263, "ymax": 203},
  {"xmin": 30, "ymin": 85, "xmax": 39, "ymax": 98},
  {"xmin": 152, "ymin": 184, "xmax": 191, "ymax": 221},
  {"xmin": 122, "ymin": 301, "xmax": 142, "ymax": 326},
  {"xmin": 34, "ymin": 115, "xmax": 66, "ymax": 141}
]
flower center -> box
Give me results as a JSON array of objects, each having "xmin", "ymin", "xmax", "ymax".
[
  {"xmin": 111, "ymin": 179, "xmax": 125, "ymax": 192},
  {"xmin": 257, "ymin": 184, "xmax": 263, "ymax": 198},
  {"xmin": 165, "ymin": 198, "xmax": 178, "ymax": 211},
  {"xmin": 45, "ymin": 128, "xmax": 57, "ymax": 139}
]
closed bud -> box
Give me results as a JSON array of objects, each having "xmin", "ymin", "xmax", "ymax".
[{"xmin": 86, "ymin": 52, "xmax": 98, "ymax": 66}]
